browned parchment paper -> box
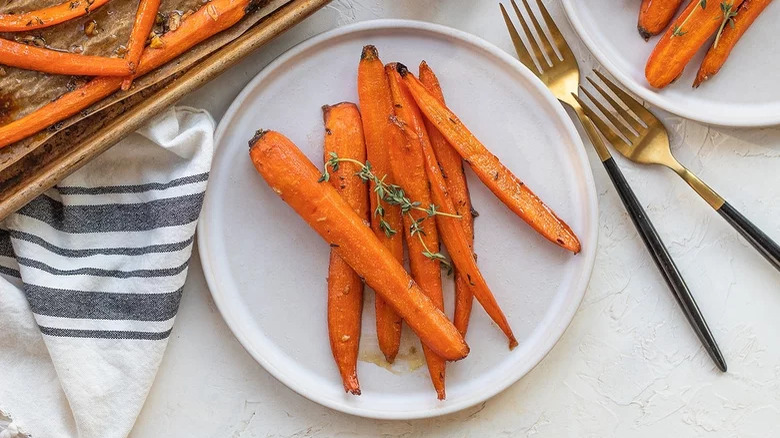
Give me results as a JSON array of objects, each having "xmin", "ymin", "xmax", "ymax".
[{"xmin": 0, "ymin": 0, "xmax": 288, "ymax": 169}]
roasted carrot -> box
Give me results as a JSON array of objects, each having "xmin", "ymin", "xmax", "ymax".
[
  {"xmin": 122, "ymin": 0, "xmax": 162, "ymax": 90},
  {"xmin": 638, "ymin": 0, "xmax": 685, "ymax": 40},
  {"xmin": 397, "ymin": 65, "xmax": 581, "ymax": 254},
  {"xmin": 0, "ymin": 0, "xmax": 111, "ymax": 32},
  {"xmin": 694, "ymin": 0, "xmax": 773, "ymax": 87},
  {"xmin": 389, "ymin": 66, "xmax": 518, "ymax": 351},
  {"xmin": 322, "ymin": 103, "xmax": 369, "ymax": 396},
  {"xmin": 0, "ymin": 38, "xmax": 133, "ymax": 77},
  {"xmin": 0, "ymin": 0, "xmax": 253, "ymax": 149},
  {"xmin": 646, "ymin": 0, "xmax": 746, "ymax": 88},
  {"xmin": 249, "ymin": 130, "xmax": 469, "ymax": 361},
  {"xmin": 386, "ymin": 63, "xmax": 447, "ymax": 399},
  {"xmin": 419, "ymin": 61, "xmax": 475, "ymax": 338},
  {"xmin": 356, "ymin": 45, "xmax": 405, "ymax": 363}
]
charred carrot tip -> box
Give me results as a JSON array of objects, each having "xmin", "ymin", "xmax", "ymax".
[
  {"xmin": 361, "ymin": 44, "xmax": 378, "ymax": 60},
  {"xmin": 638, "ymin": 26, "xmax": 651, "ymax": 41},
  {"xmin": 396, "ymin": 62, "xmax": 409, "ymax": 77},
  {"xmin": 248, "ymin": 129, "xmax": 268, "ymax": 148}
]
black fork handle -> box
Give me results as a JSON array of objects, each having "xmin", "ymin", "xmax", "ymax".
[
  {"xmin": 717, "ymin": 201, "xmax": 780, "ymax": 272},
  {"xmin": 602, "ymin": 157, "xmax": 727, "ymax": 372}
]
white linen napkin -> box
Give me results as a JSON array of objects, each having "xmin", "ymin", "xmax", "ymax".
[{"xmin": 0, "ymin": 106, "xmax": 215, "ymax": 438}]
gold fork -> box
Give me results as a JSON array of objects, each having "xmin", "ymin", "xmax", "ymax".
[
  {"xmin": 501, "ymin": 0, "xmax": 727, "ymax": 371},
  {"xmin": 576, "ymin": 72, "xmax": 780, "ymax": 272}
]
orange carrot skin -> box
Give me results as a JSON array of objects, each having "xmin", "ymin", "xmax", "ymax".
[
  {"xmin": 122, "ymin": 0, "xmax": 162, "ymax": 90},
  {"xmin": 399, "ymin": 66, "xmax": 581, "ymax": 254},
  {"xmin": 638, "ymin": 0, "xmax": 685, "ymax": 40},
  {"xmin": 0, "ymin": 0, "xmax": 252, "ymax": 149},
  {"xmin": 694, "ymin": 0, "xmax": 773, "ymax": 87},
  {"xmin": 419, "ymin": 61, "xmax": 475, "ymax": 339},
  {"xmin": 356, "ymin": 45, "xmax": 404, "ymax": 363},
  {"xmin": 0, "ymin": 39, "xmax": 133, "ymax": 76},
  {"xmin": 389, "ymin": 67, "xmax": 518, "ymax": 350},
  {"xmin": 646, "ymin": 0, "xmax": 746, "ymax": 88},
  {"xmin": 386, "ymin": 63, "xmax": 447, "ymax": 400},
  {"xmin": 0, "ymin": 0, "xmax": 111, "ymax": 32},
  {"xmin": 248, "ymin": 131, "xmax": 469, "ymax": 362},
  {"xmin": 323, "ymin": 103, "xmax": 369, "ymax": 396}
]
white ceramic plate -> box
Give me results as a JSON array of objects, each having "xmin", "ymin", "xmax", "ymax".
[
  {"xmin": 562, "ymin": 0, "xmax": 780, "ymax": 127},
  {"xmin": 198, "ymin": 19, "xmax": 598, "ymax": 419}
]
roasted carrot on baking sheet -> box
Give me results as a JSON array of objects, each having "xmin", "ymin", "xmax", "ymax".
[
  {"xmin": 645, "ymin": 0, "xmax": 746, "ymax": 88},
  {"xmin": 322, "ymin": 103, "xmax": 369, "ymax": 395},
  {"xmin": 0, "ymin": 0, "xmax": 253, "ymax": 149},
  {"xmin": 356, "ymin": 45, "xmax": 405, "ymax": 363},
  {"xmin": 388, "ymin": 65, "xmax": 517, "ymax": 351},
  {"xmin": 386, "ymin": 63, "xmax": 448, "ymax": 399},
  {"xmin": 418, "ymin": 61, "xmax": 475, "ymax": 338},
  {"xmin": 0, "ymin": 0, "xmax": 111, "ymax": 32},
  {"xmin": 249, "ymin": 130, "xmax": 469, "ymax": 362},
  {"xmin": 694, "ymin": 0, "xmax": 774, "ymax": 87},
  {"xmin": 397, "ymin": 65, "xmax": 581, "ymax": 254},
  {"xmin": 638, "ymin": 0, "xmax": 685, "ymax": 40},
  {"xmin": 0, "ymin": 38, "xmax": 133, "ymax": 77},
  {"xmin": 122, "ymin": 0, "xmax": 163, "ymax": 90}
]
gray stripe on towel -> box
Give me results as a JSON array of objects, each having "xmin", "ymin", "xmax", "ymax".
[
  {"xmin": 10, "ymin": 230, "xmax": 194, "ymax": 257},
  {"xmin": 58, "ymin": 172, "xmax": 209, "ymax": 195},
  {"xmin": 17, "ymin": 257, "xmax": 189, "ymax": 278},
  {"xmin": 39, "ymin": 326, "xmax": 172, "ymax": 340},
  {"xmin": 25, "ymin": 285, "xmax": 182, "ymax": 321},
  {"xmin": 17, "ymin": 192, "xmax": 204, "ymax": 233}
]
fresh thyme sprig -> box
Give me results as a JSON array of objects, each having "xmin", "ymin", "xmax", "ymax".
[
  {"xmin": 321, "ymin": 151, "xmax": 459, "ymax": 270},
  {"xmin": 713, "ymin": 1, "xmax": 738, "ymax": 48},
  {"xmin": 672, "ymin": 0, "xmax": 707, "ymax": 38}
]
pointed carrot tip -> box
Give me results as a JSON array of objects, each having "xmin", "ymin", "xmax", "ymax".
[
  {"xmin": 436, "ymin": 390, "xmax": 446, "ymax": 400},
  {"xmin": 396, "ymin": 62, "xmax": 409, "ymax": 77},
  {"xmin": 361, "ymin": 44, "xmax": 378, "ymax": 61},
  {"xmin": 508, "ymin": 338, "xmax": 519, "ymax": 350}
]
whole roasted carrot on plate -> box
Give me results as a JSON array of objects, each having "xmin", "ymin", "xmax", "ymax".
[
  {"xmin": 638, "ymin": 0, "xmax": 686, "ymax": 40},
  {"xmin": 419, "ymin": 61, "xmax": 475, "ymax": 338},
  {"xmin": 249, "ymin": 130, "xmax": 469, "ymax": 362},
  {"xmin": 694, "ymin": 0, "xmax": 774, "ymax": 87},
  {"xmin": 0, "ymin": 38, "xmax": 133, "ymax": 77},
  {"xmin": 397, "ymin": 65, "xmax": 581, "ymax": 254},
  {"xmin": 122, "ymin": 0, "xmax": 163, "ymax": 90},
  {"xmin": 357, "ymin": 45, "xmax": 405, "ymax": 363},
  {"xmin": 0, "ymin": 0, "xmax": 259, "ymax": 149},
  {"xmin": 386, "ymin": 63, "xmax": 447, "ymax": 400},
  {"xmin": 322, "ymin": 103, "xmax": 369, "ymax": 395},
  {"xmin": 646, "ymin": 0, "xmax": 746, "ymax": 88},
  {"xmin": 0, "ymin": 0, "xmax": 111, "ymax": 32},
  {"xmin": 389, "ymin": 65, "xmax": 518, "ymax": 351}
]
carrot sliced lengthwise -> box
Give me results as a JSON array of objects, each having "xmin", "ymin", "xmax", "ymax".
[
  {"xmin": 638, "ymin": 0, "xmax": 685, "ymax": 40},
  {"xmin": 122, "ymin": 0, "xmax": 162, "ymax": 90},
  {"xmin": 397, "ymin": 65, "xmax": 581, "ymax": 254},
  {"xmin": 386, "ymin": 63, "xmax": 447, "ymax": 399},
  {"xmin": 0, "ymin": 0, "xmax": 255, "ymax": 149},
  {"xmin": 0, "ymin": 0, "xmax": 111, "ymax": 32},
  {"xmin": 356, "ymin": 45, "xmax": 405, "ymax": 363},
  {"xmin": 419, "ymin": 61, "xmax": 475, "ymax": 338},
  {"xmin": 645, "ymin": 0, "xmax": 746, "ymax": 88},
  {"xmin": 322, "ymin": 103, "xmax": 370, "ymax": 395},
  {"xmin": 388, "ymin": 65, "xmax": 518, "ymax": 351},
  {"xmin": 0, "ymin": 38, "xmax": 133, "ymax": 77},
  {"xmin": 249, "ymin": 130, "xmax": 469, "ymax": 362},
  {"xmin": 694, "ymin": 0, "xmax": 774, "ymax": 87}
]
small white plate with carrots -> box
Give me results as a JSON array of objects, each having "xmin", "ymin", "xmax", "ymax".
[
  {"xmin": 199, "ymin": 19, "xmax": 598, "ymax": 419},
  {"xmin": 562, "ymin": 0, "xmax": 780, "ymax": 127}
]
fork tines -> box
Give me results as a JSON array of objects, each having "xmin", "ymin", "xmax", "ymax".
[
  {"xmin": 500, "ymin": 0, "xmax": 568, "ymax": 73},
  {"xmin": 575, "ymin": 71, "xmax": 655, "ymax": 150}
]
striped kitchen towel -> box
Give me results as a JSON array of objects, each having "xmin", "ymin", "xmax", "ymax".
[{"xmin": 0, "ymin": 106, "xmax": 214, "ymax": 438}]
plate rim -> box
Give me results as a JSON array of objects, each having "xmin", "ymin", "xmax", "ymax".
[
  {"xmin": 198, "ymin": 18, "xmax": 599, "ymax": 419},
  {"xmin": 561, "ymin": 0, "xmax": 780, "ymax": 128}
]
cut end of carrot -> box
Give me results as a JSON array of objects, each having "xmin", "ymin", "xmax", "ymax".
[
  {"xmin": 248, "ymin": 129, "xmax": 269, "ymax": 149},
  {"xmin": 436, "ymin": 388, "xmax": 446, "ymax": 400},
  {"xmin": 638, "ymin": 25, "xmax": 652, "ymax": 41},
  {"xmin": 395, "ymin": 62, "xmax": 409, "ymax": 77},
  {"xmin": 361, "ymin": 44, "xmax": 378, "ymax": 61},
  {"xmin": 344, "ymin": 376, "xmax": 361, "ymax": 395},
  {"xmin": 508, "ymin": 337, "xmax": 519, "ymax": 350}
]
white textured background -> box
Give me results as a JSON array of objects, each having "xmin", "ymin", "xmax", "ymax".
[{"xmin": 131, "ymin": 1, "xmax": 780, "ymax": 436}]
